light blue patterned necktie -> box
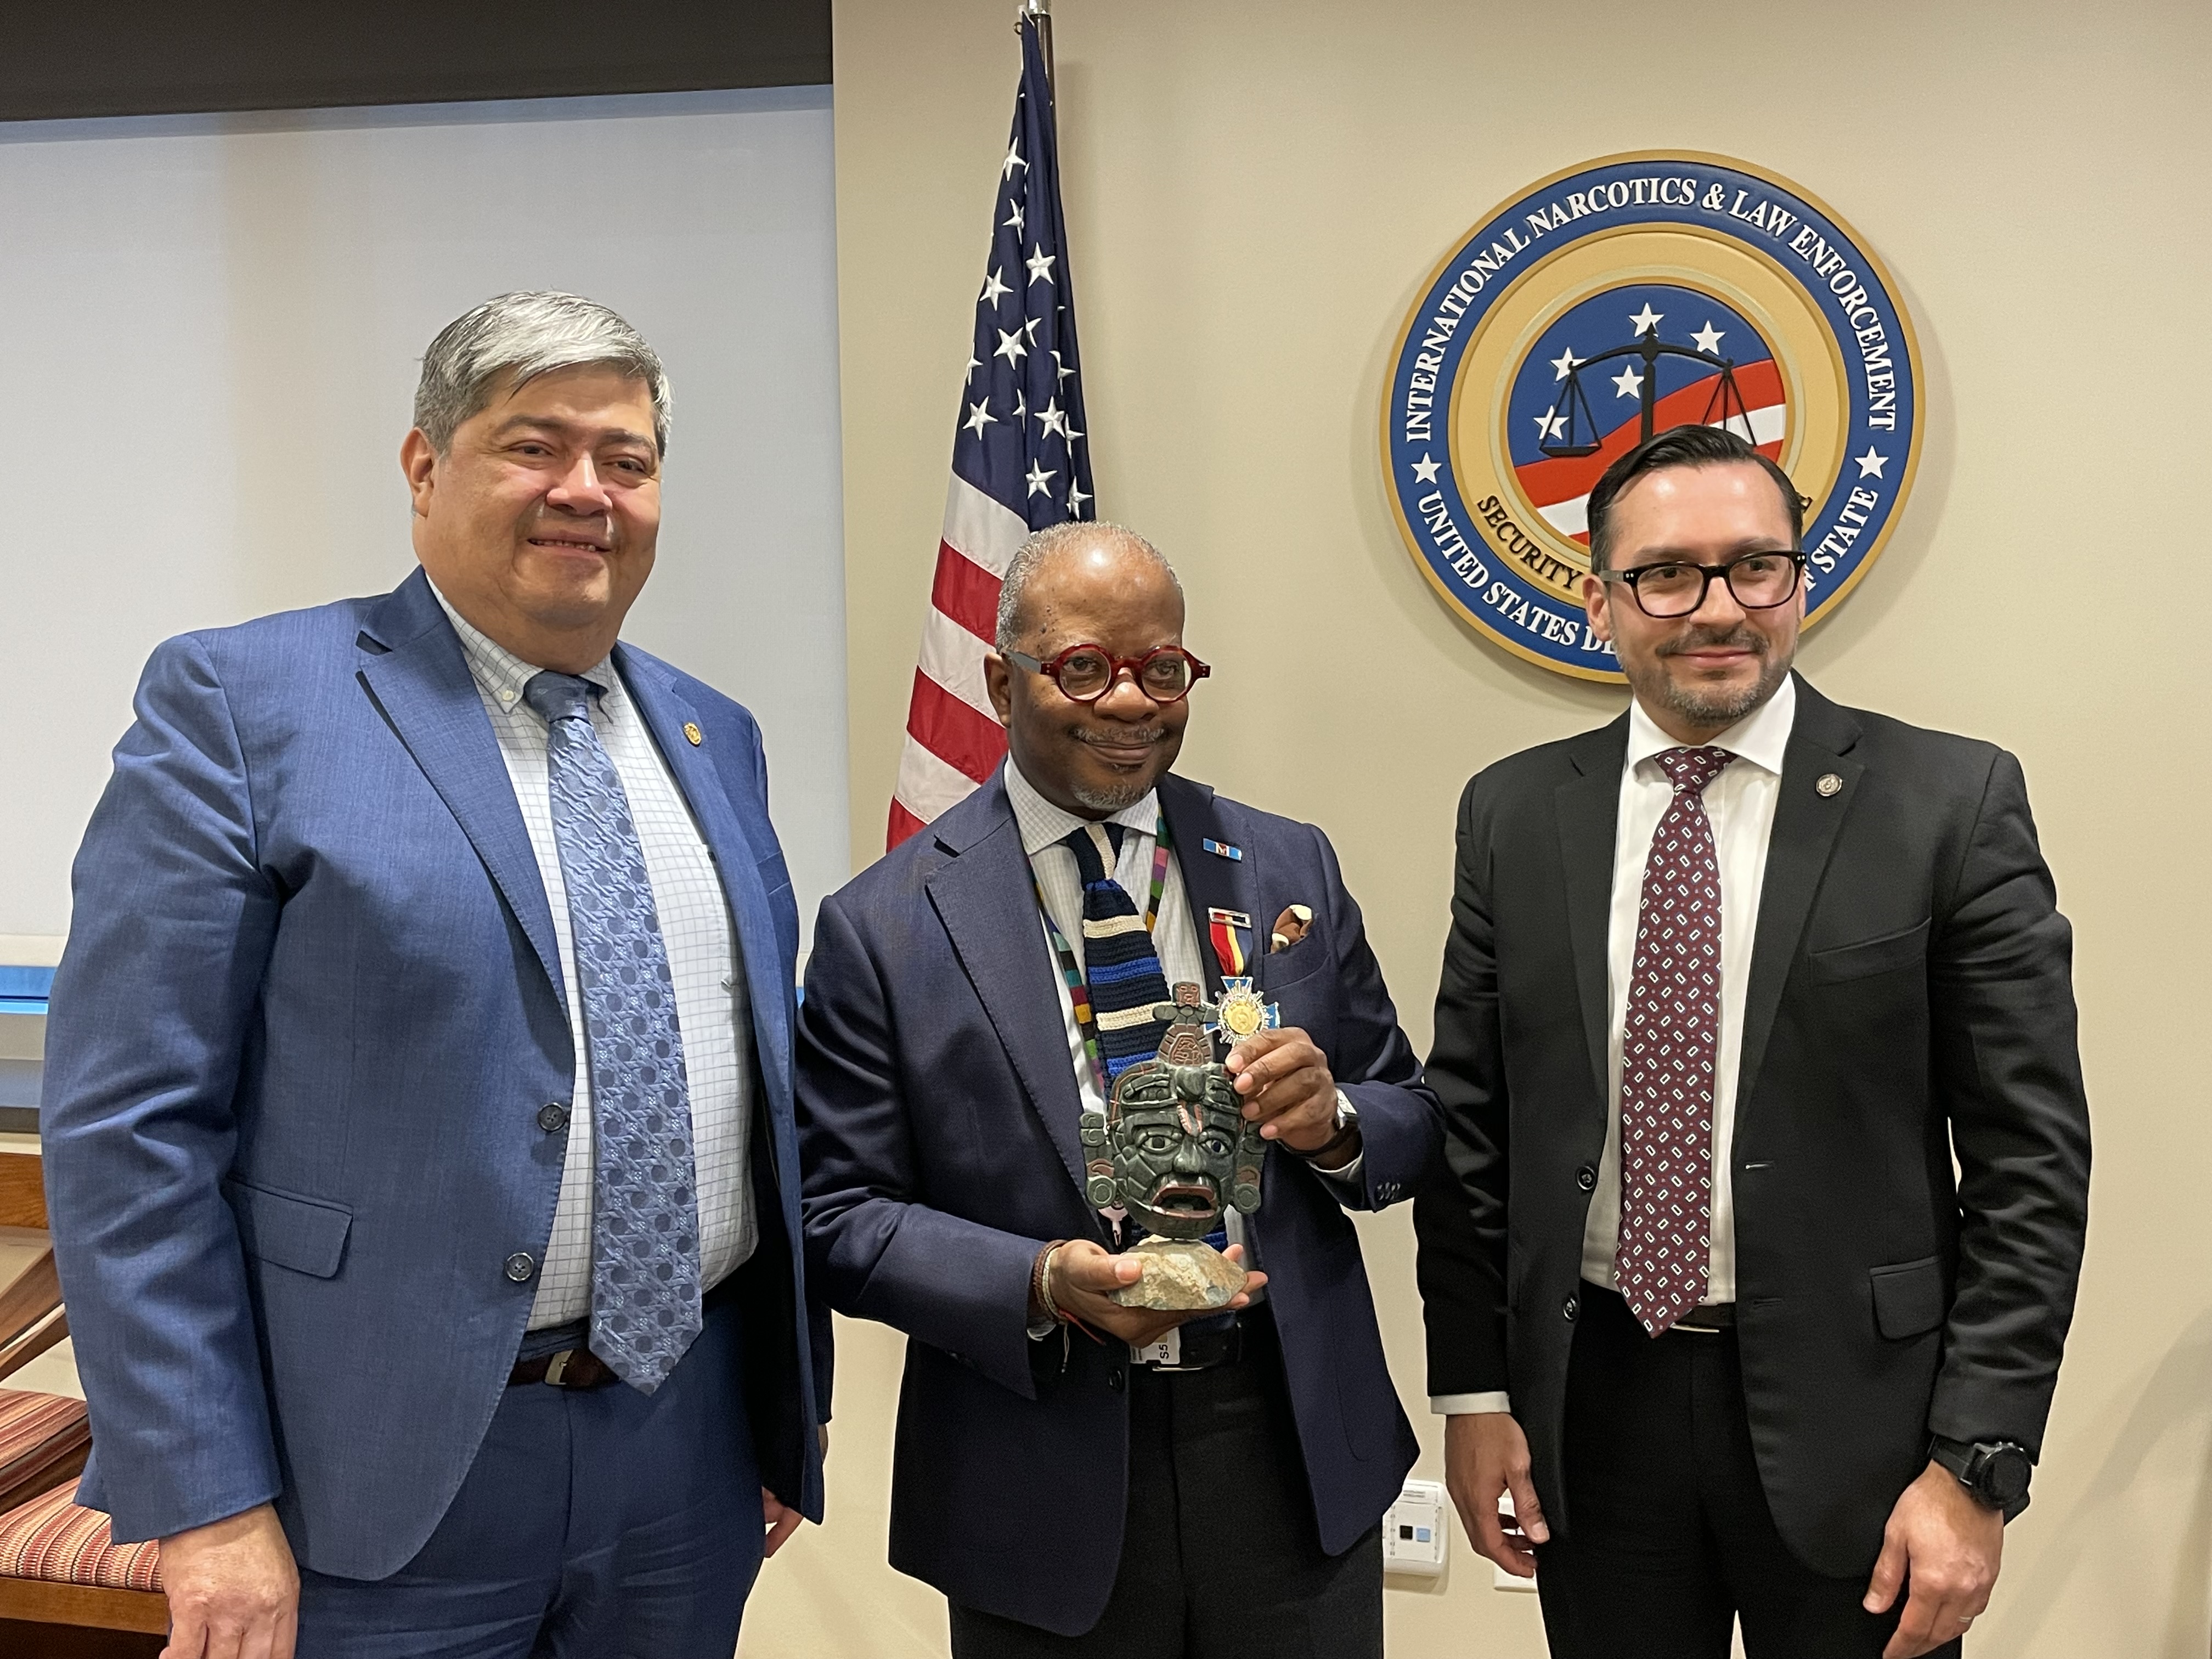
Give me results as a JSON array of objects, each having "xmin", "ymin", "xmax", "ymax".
[{"xmin": 523, "ymin": 670, "xmax": 702, "ymax": 1393}]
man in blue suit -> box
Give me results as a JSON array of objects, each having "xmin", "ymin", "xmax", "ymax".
[
  {"xmin": 798, "ymin": 523, "xmax": 1440, "ymax": 1657},
  {"xmin": 43, "ymin": 292, "xmax": 825, "ymax": 1658}
]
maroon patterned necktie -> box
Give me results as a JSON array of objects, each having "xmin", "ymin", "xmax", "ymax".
[{"xmin": 1615, "ymin": 744, "xmax": 1737, "ymax": 1336}]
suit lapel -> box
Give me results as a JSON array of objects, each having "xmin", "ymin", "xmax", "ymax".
[
  {"xmin": 1737, "ymin": 678, "xmax": 1864, "ymax": 1109},
  {"xmin": 355, "ymin": 572, "xmax": 566, "ymax": 1013},
  {"xmin": 616, "ymin": 650, "xmax": 793, "ymax": 1094},
  {"xmin": 927, "ymin": 778, "xmax": 1093, "ymax": 1194},
  {"xmin": 1159, "ymin": 775, "xmax": 1252, "ymax": 999},
  {"xmin": 1556, "ymin": 718, "xmax": 1628, "ymax": 1108}
]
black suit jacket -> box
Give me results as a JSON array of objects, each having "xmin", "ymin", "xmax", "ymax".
[
  {"xmin": 1413, "ymin": 675, "xmax": 2090, "ymax": 1576},
  {"xmin": 797, "ymin": 769, "xmax": 1440, "ymax": 1634}
]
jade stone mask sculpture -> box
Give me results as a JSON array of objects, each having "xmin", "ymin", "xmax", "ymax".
[{"xmin": 1082, "ymin": 981, "xmax": 1268, "ymax": 1242}]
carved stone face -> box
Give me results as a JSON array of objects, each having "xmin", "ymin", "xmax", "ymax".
[
  {"xmin": 1077, "ymin": 980, "xmax": 1269, "ymax": 1240},
  {"xmin": 1101, "ymin": 1058, "xmax": 1262, "ymax": 1240}
]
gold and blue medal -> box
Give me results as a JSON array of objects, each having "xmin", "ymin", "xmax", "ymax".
[{"xmin": 1209, "ymin": 977, "xmax": 1279, "ymax": 1046}]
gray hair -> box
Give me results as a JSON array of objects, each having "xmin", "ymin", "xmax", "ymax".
[
  {"xmin": 994, "ymin": 521, "xmax": 1182, "ymax": 649},
  {"xmin": 413, "ymin": 291, "xmax": 672, "ymax": 455}
]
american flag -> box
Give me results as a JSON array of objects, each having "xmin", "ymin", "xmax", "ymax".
[{"xmin": 887, "ymin": 12, "xmax": 1094, "ymax": 850}]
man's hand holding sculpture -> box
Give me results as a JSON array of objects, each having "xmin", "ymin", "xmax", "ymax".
[
  {"xmin": 1031, "ymin": 1239, "xmax": 1262, "ymax": 1350},
  {"xmin": 1043, "ymin": 981, "xmax": 1293, "ymax": 1322}
]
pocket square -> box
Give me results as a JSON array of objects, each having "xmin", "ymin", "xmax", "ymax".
[{"xmin": 1268, "ymin": 904, "xmax": 1314, "ymax": 953}]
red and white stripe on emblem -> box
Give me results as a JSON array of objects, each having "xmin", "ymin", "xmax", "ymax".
[{"xmin": 887, "ymin": 472, "xmax": 1031, "ymax": 849}]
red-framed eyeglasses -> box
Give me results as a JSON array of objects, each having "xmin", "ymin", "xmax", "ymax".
[{"xmin": 1001, "ymin": 642, "xmax": 1212, "ymax": 704}]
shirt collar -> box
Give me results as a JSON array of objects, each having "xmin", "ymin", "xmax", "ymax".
[
  {"xmin": 427, "ymin": 577, "xmax": 618, "ymax": 716},
  {"xmin": 1003, "ymin": 757, "xmax": 1163, "ymax": 858},
  {"xmin": 1624, "ymin": 670, "xmax": 1797, "ymax": 779}
]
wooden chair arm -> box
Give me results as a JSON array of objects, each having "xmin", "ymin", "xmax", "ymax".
[
  {"xmin": 0, "ymin": 1156, "xmax": 45, "ymax": 1231},
  {"xmin": 0, "ymin": 1252, "xmax": 64, "ymax": 1383}
]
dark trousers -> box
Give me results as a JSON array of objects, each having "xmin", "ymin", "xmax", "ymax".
[
  {"xmin": 296, "ymin": 1288, "xmax": 763, "ymax": 1658},
  {"xmin": 949, "ymin": 1310, "xmax": 1382, "ymax": 1659},
  {"xmin": 1535, "ymin": 1284, "xmax": 1959, "ymax": 1659}
]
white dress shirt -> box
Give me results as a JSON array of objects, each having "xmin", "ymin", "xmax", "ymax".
[
  {"xmin": 1434, "ymin": 676, "xmax": 1796, "ymax": 1416},
  {"xmin": 432, "ymin": 586, "xmax": 757, "ymax": 1330}
]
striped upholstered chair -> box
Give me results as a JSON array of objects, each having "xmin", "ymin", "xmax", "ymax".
[
  {"xmin": 0, "ymin": 1474, "xmax": 166, "ymax": 1641},
  {"xmin": 0, "ymin": 1388, "xmax": 90, "ymax": 1515},
  {"xmin": 0, "ymin": 1151, "xmax": 168, "ymax": 1652}
]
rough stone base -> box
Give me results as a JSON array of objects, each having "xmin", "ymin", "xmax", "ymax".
[{"xmin": 1110, "ymin": 1237, "xmax": 1244, "ymax": 1310}]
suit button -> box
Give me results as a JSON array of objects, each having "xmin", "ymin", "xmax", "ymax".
[
  {"xmin": 1107, "ymin": 1367, "xmax": 1125, "ymax": 1392},
  {"xmin": 1562, "ymin": 1295, "xmax": 1579, "ymax": 1322},
  {"xmin": 1576, "ymin": 1165, "xmax": 1597, "ymax": 1193},
  {"xmin": 537, "ymin": 1102, "xmax": 570, "ymax": 1132},
  {"xmin": 504, "ymin": 1252, "xmax": 537, "ymax": 1283}
]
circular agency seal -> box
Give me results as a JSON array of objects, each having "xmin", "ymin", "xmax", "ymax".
[{"xmin": 1381, "ymin": 151, "xmax": 1922, "ymax": 682}]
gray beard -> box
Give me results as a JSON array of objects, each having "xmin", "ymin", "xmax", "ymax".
[
  {"xmin": 1655, "ymin": 673, "xmax": 1779, "ymax": 730},
  {"xmin": 1070, "ymin": 773, "xmax": 1153, "ymax": 814},
  {"xmin": 1647, "ymin": 631, "xmax": 1794, "ymax": 731}
]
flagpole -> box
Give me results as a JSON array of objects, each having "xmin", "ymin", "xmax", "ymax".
[
  {"xmin": 1019, "ymin": 0, "xmax": 1054, "ymax": 85},
  {"xmin": 889, "ymin": 0, "xmax": 1091, "ymax": 847}
]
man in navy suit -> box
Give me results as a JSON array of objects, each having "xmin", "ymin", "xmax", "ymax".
[
  {"xmin": 797, "ymin": 523, "xmax": 1441, "ymax": 1657},
  {"xmin": 43, "ymin": 292, "xmax": 825, "ymax": 1657}
]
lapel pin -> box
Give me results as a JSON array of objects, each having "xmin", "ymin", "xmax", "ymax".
[
  {"xmin": 683, "ymin": 722, "xmax": 704, "ymax": 747},
  {"xmin": 1815, "ymin": 772, "xmax": 1842, "ymax": 797},
  {"xmin": 1201, "ymin": 838, "xmax": 1244, "ymax": 861}
]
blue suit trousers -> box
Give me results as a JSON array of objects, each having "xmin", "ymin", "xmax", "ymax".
[{"xmin": 296, "ymin": 1293, "xmax": 760, "ymax": 1658}]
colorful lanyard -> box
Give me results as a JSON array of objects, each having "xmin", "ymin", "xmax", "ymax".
[{"xmin": 1034, "ymin": 816, "xmax": 1173, "ymax": 1098}]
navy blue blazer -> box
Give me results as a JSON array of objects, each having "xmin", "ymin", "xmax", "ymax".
[
  {"xmin": 797, "ymin": 768, "xmax": 1438, "ymax": 1634},
  {"xmin": 41, "ymin": 568, "xmax": 826, "ymax": 1579}
]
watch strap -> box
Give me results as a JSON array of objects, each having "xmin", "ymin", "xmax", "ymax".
[
  {"xmin": 1295, "ymin": 1092, "xmax": 1360, "ymax": 1163},
  {"xmin": 1929, "ymin": 1435, "xmax": 2032, "ymax": 1519},
  {"xmin": 1927, "ymin": 1434, "xmax": 1975, "ymax": 1482}
]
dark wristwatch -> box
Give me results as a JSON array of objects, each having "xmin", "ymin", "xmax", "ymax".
[{"xmin": 1929, "ymin": 1435, "xmax": 2033, "ymax": 1518}]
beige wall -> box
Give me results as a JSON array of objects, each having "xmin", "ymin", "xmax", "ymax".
[{"xmin": 747, "ymin": 1, "xmax": 2212, "ymax": 1652}]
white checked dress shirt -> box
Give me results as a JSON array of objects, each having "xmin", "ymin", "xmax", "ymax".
[
  {"xmin": 433, "ymin": 586, "xmax": 757, "ymax": 1330},
  {"xmin": 1434, "ymin": 676, "xmax": 1795, "ymax": 1415}
]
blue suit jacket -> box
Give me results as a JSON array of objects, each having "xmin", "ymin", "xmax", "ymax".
[
  {"xmin": 796, "ymin": 769, "xmax": 1438, "ymax": 1634},
  {"xmin": 41, "ymin": 568, "xmax": 827, "ymax": 1579}
]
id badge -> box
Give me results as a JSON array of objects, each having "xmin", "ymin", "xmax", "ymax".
[{"xmin": 1131, "ymin": 1327, "xmax": 1182, "ymax": 1368}]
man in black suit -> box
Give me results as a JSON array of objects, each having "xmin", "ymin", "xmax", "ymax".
[{"xmin": 1414, "ymin": 425, "xmax": 2090, "ymax": 1659}]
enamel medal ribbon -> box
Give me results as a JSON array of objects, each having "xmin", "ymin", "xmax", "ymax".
[{"xmin": 1206, "ymin": 906, "xmax": 1253, "ymax": 979}]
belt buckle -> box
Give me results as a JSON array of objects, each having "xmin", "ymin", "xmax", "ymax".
[
  {"xmin": 1131, "ymin": 1322, "xmax": 1237, "ymax": 1373},
  {"xmin": 1163, "ymin": 1328, "xmax": 1243, "ymax": 1372},
  {"xmin": 543, "ymin": 1349, "xmax": 579, "ymax": 1385}
]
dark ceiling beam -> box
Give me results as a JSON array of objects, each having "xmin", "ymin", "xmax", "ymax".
[{"xmin": 0, "ymin": 1, "xmax": 832, "ymax": 122}]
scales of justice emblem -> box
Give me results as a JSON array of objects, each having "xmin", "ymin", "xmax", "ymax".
[
  {"xmin": 1381, "ymin": 151, "xmax": 1923, "ymax": 682},
  {"xmin": 1080, "ymin": 980, "xmax": 1278, "ymax": 1309}
]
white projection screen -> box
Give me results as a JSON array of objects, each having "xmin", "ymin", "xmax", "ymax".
[{"xmin": 0, "ymin": 87, "xmax": 849, "ymax": 956}]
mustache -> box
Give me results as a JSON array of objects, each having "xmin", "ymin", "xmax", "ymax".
[
  {"xmin": 522, "ymin": 515, "xmax": 618, "ymax": 551},
  {"xmin": 1656, "ymin": 624, "xmax": 1767, "ymax": 658},
  {"xmin": 1070, "ymin": 725, "xmax": 1171, "ymax": 748}
]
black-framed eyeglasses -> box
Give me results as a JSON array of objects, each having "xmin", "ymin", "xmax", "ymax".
[
  {"xmin": 1597, "ymin": 550, "xmax": 1805, "ymax": 619},
  {"xmin": 1002, "ymin": 642, "xmax": 1212, "ymax": 704}
]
